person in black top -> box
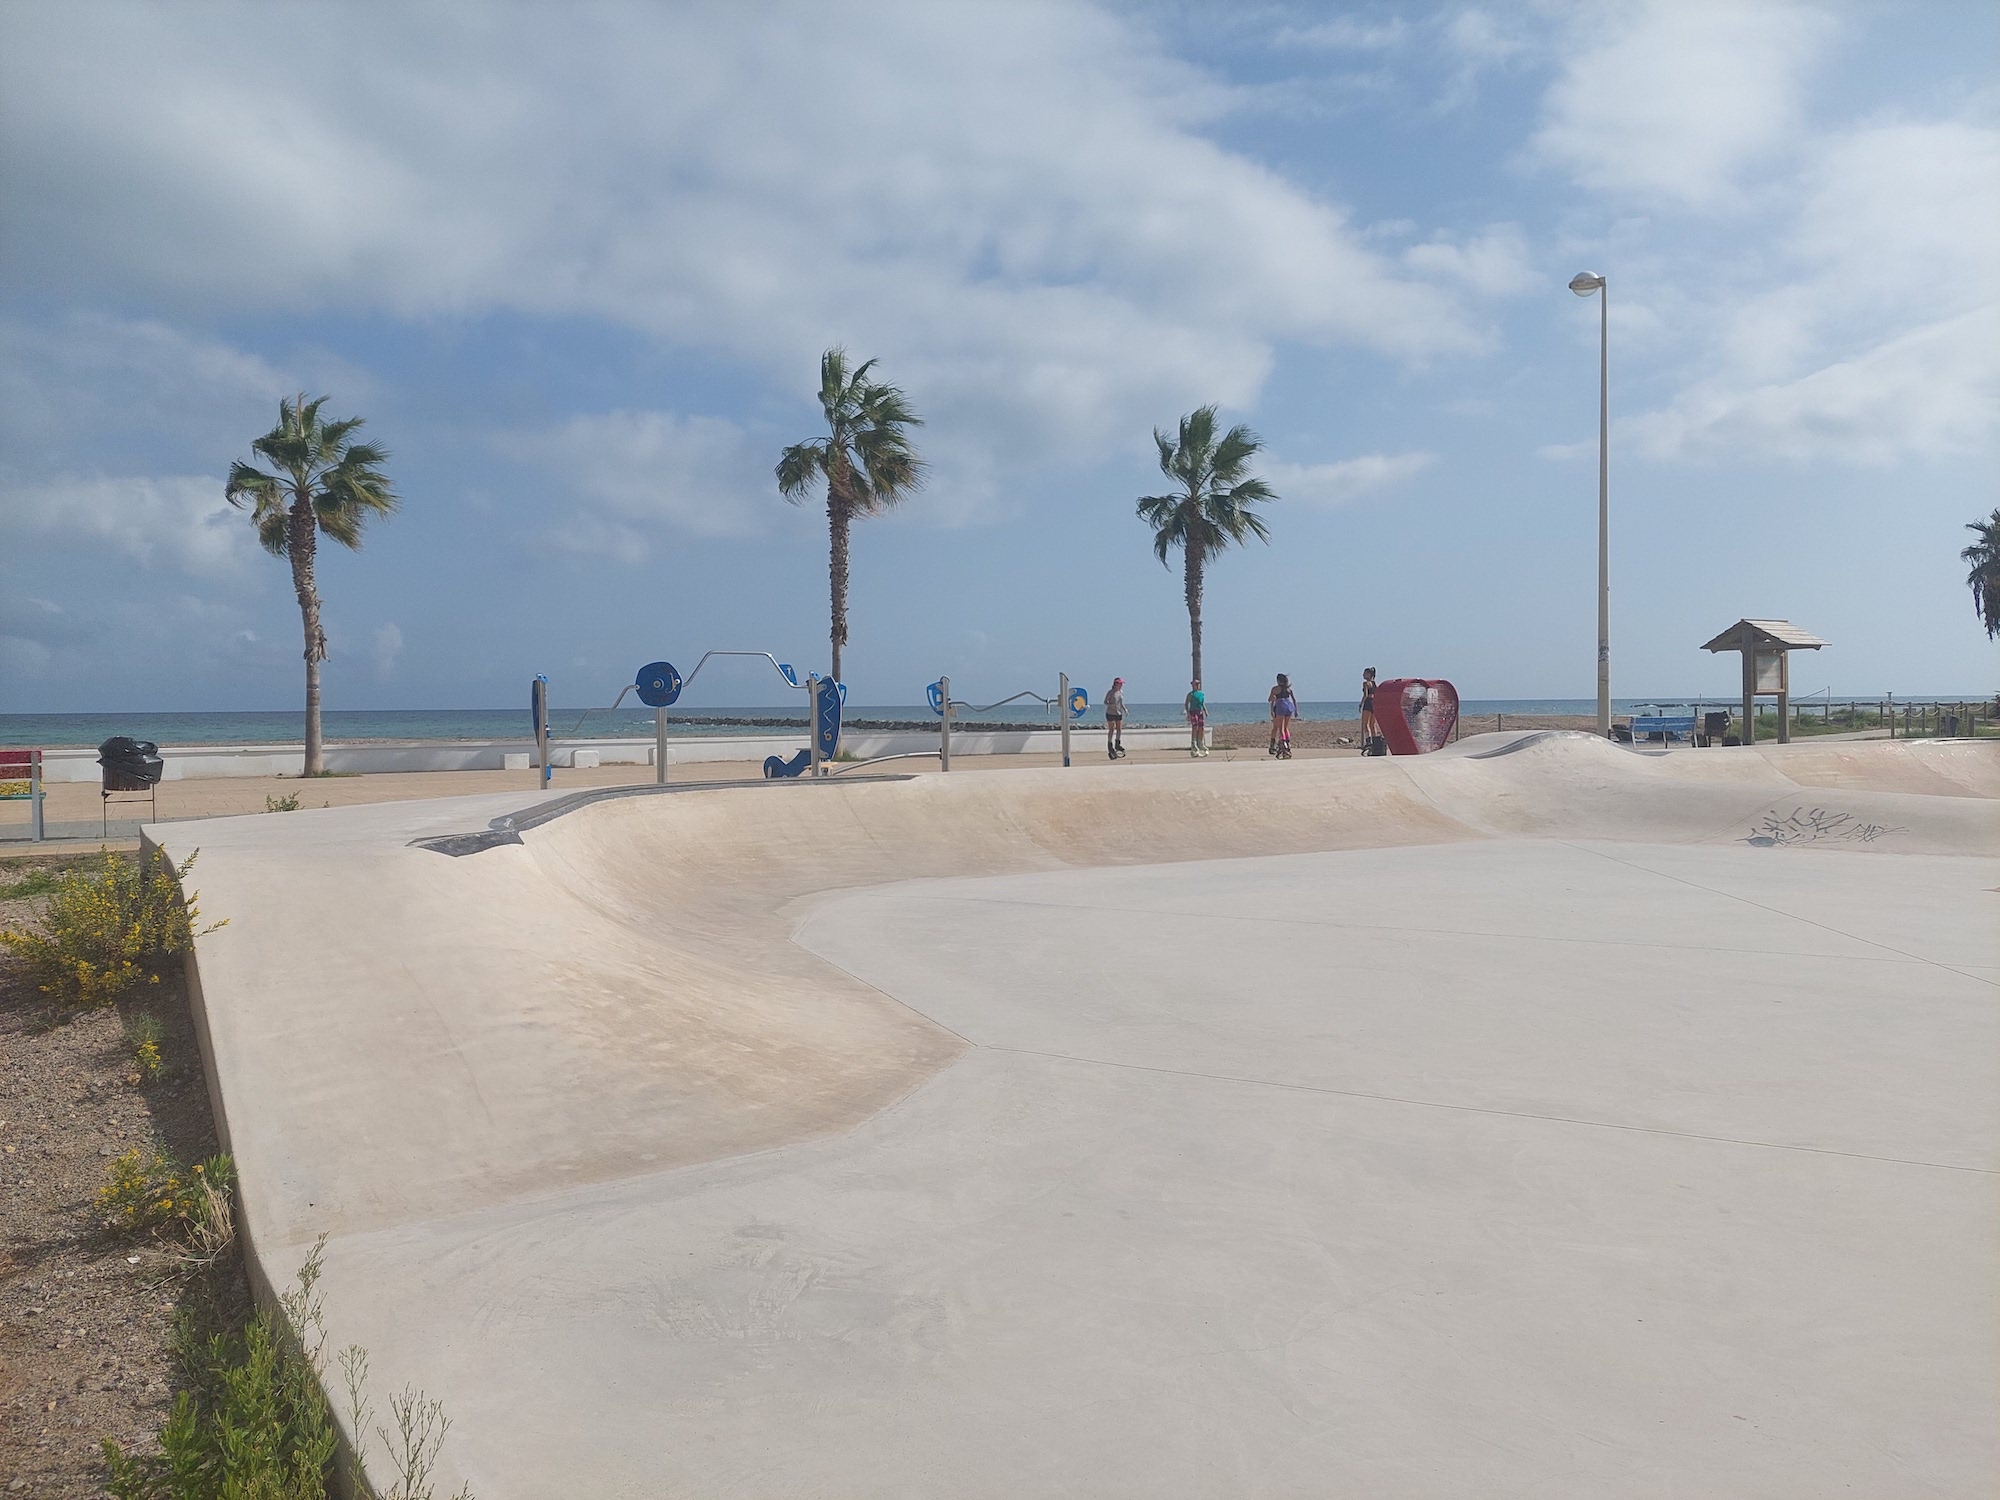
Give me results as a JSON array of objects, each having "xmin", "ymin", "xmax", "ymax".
[{"xmin": 1360, "ymin": 667, "xmax": 1380, "ymax": 744}]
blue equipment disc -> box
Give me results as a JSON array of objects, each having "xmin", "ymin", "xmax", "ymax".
[
  {"xmin": 926, "ymin": 681, "xmax": 945, "ymax": 717},
  {"xmin": 636, "ymin": 661, "xmax": 683, "ymax": 708},
  {"xmin": 1068, "ymin": 686, "xmax": 1089, "ymax": 719}
]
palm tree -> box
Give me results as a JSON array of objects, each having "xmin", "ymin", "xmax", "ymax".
[
  {"xmin": 776, "ymin": 348, "xmax": 925, "ymax": 683},
  {"xmin": 1136, "ymin": 405, "xmax": 1277, "ymax": 687},
  {"xmin": 1965, "ymin": 509, "xmax": 2000, "ymax": 640},
  {"xmin": 226, "ymin": 395, "xmax": 397, "ymax": 776}
]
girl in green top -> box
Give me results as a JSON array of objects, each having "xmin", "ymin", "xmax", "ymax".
[{"xmin": 1184, "ymin": 680, "xmax": 1208, "ymax": 757}]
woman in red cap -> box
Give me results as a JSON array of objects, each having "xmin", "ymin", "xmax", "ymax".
[{"xmin": 1104, "ymin": 676, "xmax": 1127, "ymax": 759}]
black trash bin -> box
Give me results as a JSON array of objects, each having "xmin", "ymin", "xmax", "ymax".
[
  {"xmin": 98, "ymin": 737, "xmax": 164, "ymax": 792},
  {"xmin": 1701, "ymin": 710, "xmax": 1730, "ymax": 747}
]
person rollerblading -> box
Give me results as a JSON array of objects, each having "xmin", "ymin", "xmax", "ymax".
[
  {"xmin": 1267, "ymin": 674, "xmax": 1297, "ymax": 757},
  {"xmin": 1104, "ymin": 677, "xmax": 1127, "ymax": 760},
  {"xmin": 1185, "ymin": 679, "xmax": 1208, "ymax": 757}
]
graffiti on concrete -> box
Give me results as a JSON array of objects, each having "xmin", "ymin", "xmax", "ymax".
[{"xmin": 1745, "ymin": 806, "xmax": 1906, "ymax": 847}]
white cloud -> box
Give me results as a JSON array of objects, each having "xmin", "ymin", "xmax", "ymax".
[
  {"xmin": 512, "ymin": 410, "xmax": 774, "ymax": 556},
  {"xmin": 1530, "ymin": 0, "xmax": 1830, "ymax": 207},
  {"xmin": 1267, "ymin": 452, "xmax": 1435, "ymax": 507},
  {"xmin": 1403, "ymin": 224, "xmax": 1534, "ymax": 297},
  {"xmin": 0, "ymin": 473, "xmax": 255, "ymax": 575},
  {"xmin": 0, "ymin": 0, "xmax": 1481, "ymax": 474},
  {"xmin": 1629, "ymin": 305, "xmax": 1999, "ymax": 464},
  {"xmin": 0, "ymin": 314, "xmax": 298, "ymax": 468},
  {"xmin": 1626, "ymin": 116, "xmax": 2000, "ymax": 463},
  {"xmin": 1274, "ymin": 17, "xmax": 1409, "ymax": 52},
  {"xmin": 1442, "ymin": 8, "xmax": 1527, "ymax": 65}
]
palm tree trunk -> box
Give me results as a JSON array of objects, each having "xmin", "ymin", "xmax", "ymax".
[
  {"xmin": 289, "ymin": 497, "xmax": 328, "ymax": 776},
  {"xmin": 1183, "ymin": 537, "xmax": 1205, "ymax": 687},
  {"xmin": 828, "ymin": 496, "xmax": 850, "ymax": 683}
]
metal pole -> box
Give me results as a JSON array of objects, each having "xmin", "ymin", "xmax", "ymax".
[
  {"xmin": 654, "ymin": 706, "xmax": 668, "ymax": 785},
  {"xmin": 1060, "ymin": 673, "xmax": 1071, "ymax": 768},
  {"xmin": 1596, "ymin": 282, "xmax": 1611, "ymax": 739},
  {"xmin": 1741, "ymin": 653, "xmax": 1755, "ymax": 746},
  {"xmin": 939, "ymin": 676, "xmax": 951, "ymax": 772},
  {"xmin": 807, "ymin": 675, "xmax": 822, "ymax": 779},
  {"xmin": 30, "ymin": 750, "xmax": 43, "ymax": 842},
  {"xmin": 534, "ymin": 675, "xmax": 551, "ymax": 788}
]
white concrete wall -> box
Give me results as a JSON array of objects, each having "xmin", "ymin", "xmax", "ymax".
[{"xmin": 37, "ymin": 727, "xmax": 1189, "ymax": 782}]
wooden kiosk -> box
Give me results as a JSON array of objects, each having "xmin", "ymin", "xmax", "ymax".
[{"xmin": 1701, "ymin": 619, "xmax": 1827, "ymax": 745}]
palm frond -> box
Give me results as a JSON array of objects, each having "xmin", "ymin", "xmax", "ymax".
[
  {"xmin": 233, "ymin": 397, "xmax": 399, "ymax": 551},
  {"xmin": 777, "ymin": 440, "xmax": 829, "ymax": 501},
  {"xmin": 224, "ymin": 460, "xmax": 281, "ymax": 511},
  {"xmin": 255, "ymin": 509, "xmax": 290, "ymax": 557},
  {"xmin": 1137, "ymin": 406, "xmax": 1277, "ymax": 564},
  {"xmin": 1210, "ymin": 423, "xmax": 1262, "ymax": 483}
]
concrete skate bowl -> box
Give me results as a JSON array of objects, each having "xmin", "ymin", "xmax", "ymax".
[{"xmin": 157, "ymin": 733, "xmax": 2000, "ymax": 1498}]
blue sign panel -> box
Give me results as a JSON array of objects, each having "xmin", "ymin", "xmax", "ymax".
[
  {"xmin": 926, "ymin": 680, "xmax": 945, "ymax": 717},
  {"xmin": 530, "ymin": 674, "xmax": 548, "ymax": 738},
  {"xmin": 635, "ymin": 660, "xmax": 683, "ymax": 708},
  {"xmin": 778, "ymin": 662, "xmax": 800, "ymax": 689},
  {"xmin": 1067, "ymin": 686, "xmax": 1089, "ymax": 719},
  {"xmin": 813, "ymin": 677, "xmax": 843, "ymax": 761}
]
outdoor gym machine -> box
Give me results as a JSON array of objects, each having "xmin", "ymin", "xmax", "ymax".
[
  {"xmin": 928, "ymin": 674, "xmax": 1090, "ymax": 770},
  {"xmin": 569, "ymin": 651, "xmax": 814, "ymax": 783}
]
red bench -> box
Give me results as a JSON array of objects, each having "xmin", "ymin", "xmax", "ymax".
[{"xmin": 0, "ymin": 748, "xmax": 45, "ymax": 841}]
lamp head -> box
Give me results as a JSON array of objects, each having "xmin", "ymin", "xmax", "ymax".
[{"xmin": 1569, "ymin": 271, "xmax": 1606, "ymax": 296}]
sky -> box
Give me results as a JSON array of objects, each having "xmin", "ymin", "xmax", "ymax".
[{"xmin": 1, "ymin": 0, "xmax": 1995, "ymax": 712}]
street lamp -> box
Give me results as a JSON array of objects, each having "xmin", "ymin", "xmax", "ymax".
[{"xmin": 1568, "ymin": 270, "xmax": 1610, "ymax": 738}]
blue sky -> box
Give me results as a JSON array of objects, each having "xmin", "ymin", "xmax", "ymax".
[{"xmin": 2, "ymin": 0, "xmax": 1994, "ymax": 712}]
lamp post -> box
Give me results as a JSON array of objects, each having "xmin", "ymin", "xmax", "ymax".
[{"xmin": 1568, "ymin": 271, "xmax": 1610, "ymax": 738}]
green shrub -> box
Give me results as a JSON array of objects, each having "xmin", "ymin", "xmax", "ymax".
[
  {"xmin": 105, "ymin": 1237, "xmax": 474, "ymax": 1500},
  {"xmin": 264, "ymin": 793, "xmax": 302, "ymax": 813},
  {"xmin": 106, "ymin": 1242, "xmax": 338, "ymax": 1499},
  {"xmin": 0, "ymin": 864, "xmax": 63, "ymax": 900},
  {"xmin": 0, "ymin": 848, "xmax": 220, "ymax": 1007}
]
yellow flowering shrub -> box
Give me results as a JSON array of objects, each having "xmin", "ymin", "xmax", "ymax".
[
  {"xmin": 0, "ymin": 779, "xmax": 27, "ymax": 797},
  {"xmin": 0, "ymin": 848, "xmax": 221, "ymax": 1007},
  {"xmin": 127, "ymin": 1012, "xmax": 165, "ymax": 1082},
  {"xmin": 97, "ymin": 1148, "xmax": 233, "ymax": 1237}
]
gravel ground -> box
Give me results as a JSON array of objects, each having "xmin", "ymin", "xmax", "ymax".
[{"xmin": 0, "ymin": 856, "xmax": 249, "ymax": 1497}]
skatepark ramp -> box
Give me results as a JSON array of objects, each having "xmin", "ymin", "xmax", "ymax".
[{"xmin": 148, "ymin": 732, "xmax": 2000, "ymax": 1498}]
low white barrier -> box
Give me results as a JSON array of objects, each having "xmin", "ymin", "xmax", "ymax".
[{"xmin": 35, "ymin": 727, "xmax": 1191, "ymax": 782}]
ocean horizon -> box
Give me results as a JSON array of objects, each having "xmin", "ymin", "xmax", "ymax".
[{"xmin": 4, "ymin": 694, "xmax": 1986, "ymax": 748}]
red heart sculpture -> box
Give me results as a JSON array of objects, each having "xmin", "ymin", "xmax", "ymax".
[{"xmin": 1376, "ymin": 678, "xmax": 1459, "ymax": 755}]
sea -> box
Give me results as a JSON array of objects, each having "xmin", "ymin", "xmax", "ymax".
[{"xmin": 0, "ymin": 699, "xmax": 1775, "ymax": 747}]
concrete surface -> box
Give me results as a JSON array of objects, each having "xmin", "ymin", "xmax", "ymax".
[
  {"xmin": 31, "ymin": 726, "xmax": 1190, "ymax": 781},
  {"xmin": 148, "ymin": 732, "xmax": 1999, "ymax": 1497},
  {"xmin": 3, "ymin": 735, "xmax": 1258, "ymax": 844}
]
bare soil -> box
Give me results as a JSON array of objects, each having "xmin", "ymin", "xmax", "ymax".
[{"xmin": 0, "ymin": 855, "xmax": 249, "ymax": 1497}]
